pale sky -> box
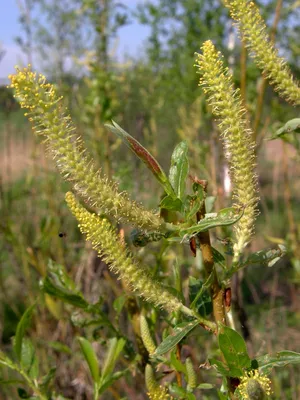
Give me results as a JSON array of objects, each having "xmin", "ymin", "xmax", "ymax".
[{"xmin": 0, "ymin": 0, "xmax": 152, "ymax": 78}]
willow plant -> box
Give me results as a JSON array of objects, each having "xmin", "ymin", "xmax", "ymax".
[{"xmin": 2, "ymin": 1, "xmax": 300, "ymax": 399}]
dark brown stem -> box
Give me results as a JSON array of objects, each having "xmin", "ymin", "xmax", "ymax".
[
  {"xmin": 195, "ymin": 182, "xmax": 226, "ymax": 327},
  {"xmin": 175, "ymin": 344, "xmax": 183, "ymax": 387}
]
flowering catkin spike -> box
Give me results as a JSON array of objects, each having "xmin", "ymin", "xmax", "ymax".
[
  {"xmin": 140, "ymin": 315, "xmax": 157, "ymax": 355},
  {"xmin": 8, "ymin": 66, "xmax": 161, "ymax": 231},
  {"xmin": 224, "ymin": 0, "xmax": 300, "ymax": 105},
  {"xmin": 195, "ymin": 41, "xmax": 259, "ymax": 259},
  {"xmin": 238, "ymin": 370, "xmax": 272, "ymax": 399},
  {"xmin": 65, "ymin": 191, "xmax": 184, "ymax": 314},
  {"xmin": 185, "ymin": 357, "xmax": 197, "ymax": 390},
  {"xmin": 145, "ymin": 364, "xmax": 173, "ymax": 400}
]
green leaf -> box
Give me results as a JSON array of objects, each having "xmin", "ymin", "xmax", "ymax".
[
  {"xmin": 41, "ymin": 276, "xmax": 88, "ymax": 309},
  {"xmin": 212, "ymin": 248, "xmax": 226, "ymax": 267},
  {"xmin": 217, "ymin": 390, "xmax": 230, "ymax": 400},
  {"xmin": 179, "ymin": 207, "xmax": 244, "ymax": 237},
  {"xmin": 101, "ymin": 337, "xmax": 126, "ymax": 380},
  {"xmin": 170, "ymin": 350, "xmax": 187, "ymax": 373},
  {"xmin": 160, "ymin": 195, "xmax": 183, "ymax": 211},
  {"xmin": 257, "ymin": 351, "xmax": 300, "ymax": 374},
  {"xmin": 77, "ymin": 337, "xmax": 99, "ymax": 383},
  {"xmin": 46, "ymin": 341, "xmax": 72, "ymax": 355},
  {"xmin": 113, "ymin": 295, "xmax": 127, "ymax": 315},
  {"xmin": 20, "ymin": 338, "xmax": 39, "ymax": 379},
  {"xmin": 40, "ymin": 367, "xmax": 56, "ymax": 389},
  {"xmin": 153, "ymin": 320, "xmax": 199, "ymax": 356},
  {"xmin": 0, "ymin": 379, "xmax": 25, "ymax": 386},
  {"xmin": 225, "ymin": 245, "xmax": 286, "ymax": 278},
  {"xmin": 105, "ymin": 121, "xmax": 176, "ymax": 198},
  {"xmin": 98, "ymin": 369, "xmax": 129, "ymax": 395},
  {"xmin": 47, "ymin": 259, "xmax": 78, "ymax": 291},
  {"xmin": 185, "ymin": 196, "xmax": 202, "ymax": 220},
  {"xmin": 189, "ymin": 276, "xmax": 213, "ymax": 317},
  {"xmin": 169, "ymin": 383, "xmax": 189, "ymax": 397},
  {"xmin": 218, "ymin": 325, "xmax": 251, "ymax": 376},
  {"xmin": 197, "ymin": 383, "xmax": 214, "ymax": 389},
  {"xmin": 272, "ymin": 118, "xmax": 300, "ymax": 137},
  {"xmin": 14, "ymin": 304, "xmax": 36, "ymax": 362},
  {"xmin": 209, "ymin": 358, "xmax": 232, "ymax": 376},
  {"xmin": 169, "ymin": 383, "xmax": 196, "ymax": 399},
  {"xmin": 169, "ymin": 141, "xmax": 189, "ymax": 200}
]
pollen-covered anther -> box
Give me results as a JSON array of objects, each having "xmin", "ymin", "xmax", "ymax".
[{"xmin": 238, "ymin": 370, "xmax": 272, "ymax": 400}]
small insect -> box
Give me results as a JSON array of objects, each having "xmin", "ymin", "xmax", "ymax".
[{"xmin": 58, "ymin": 232, "xmax": 67, "ymax": 238}]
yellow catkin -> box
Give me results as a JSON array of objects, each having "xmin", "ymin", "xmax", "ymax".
[
  {"xmin": 195, "ymin": 41, "xmax": 259, "ymax": 259},
  {"xmin": 238, "ymin": 370, "xmax": 272, "ymax": 399},
  {"xmin": 224, "ymin": 0, "xmax": 300, "ymax": 105},
  {"xmin": 65, "ymin": 192, "xmax": 183, "ymax": 314},
  {"xmin": 186, "ymin": 357, "xmax": 197, "ymax": 390},
  {"xmin": 8, "ymin": 66, "xmax": 161, "ymax": 231},
  {"xmin": 140, "ymin": 315, "xmax": 156, "ymax": 355},
  {"xmin": 145, "ymin": 364, "xmax": 173, "ymax": 400}
]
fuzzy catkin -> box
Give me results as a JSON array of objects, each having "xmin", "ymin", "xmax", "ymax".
[
  {"xmin": 195, "ymin": 41, "xmax": 259, "ymax": 258},
  {"xmin": 145, "ymin": 364, "xmax": 173, "ymax": 400},
  {"xmin": 65, "ymin": 192, "xmax": 183, "ymax": 314},
  {"xmin": 140, "ymin": 315, "xmax": 156, "ymax": 355},
  {"xmin": 224, "ymin": 0, "xmax": 300, "ymax": 105},
  {"xmin": 8, "ymin": 66, "xmax": 161, "ymax": 231}
]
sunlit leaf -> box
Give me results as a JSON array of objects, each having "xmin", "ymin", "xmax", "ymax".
[
  {"xmin": 105, "ymin": 121, "xmax": 176, "ymax": 197},
  {"xmin": 179, "ymin": 207, "xmax": 243, "ymax": 237},
  {"xmin": 78, "ymin": 337, "xmax": 99, "ymax": 383},
  {"xmin": 169, "ymin": 141, "xmax": 189, "ymax": 200}
]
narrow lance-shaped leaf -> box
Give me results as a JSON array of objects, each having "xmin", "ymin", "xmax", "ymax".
[
  {"xmin": 169, "ymin": 141, "xmax": 189, "ymax": 200},
  {"xmin": 179, "ymin": 207, "xmax": 244, "ymax": 237},
  {"xmin": 20, "ymin": 338, "xmax": 39, "ymax": 379},
  {"xmin": 153, "ymin": 320, "xmax": 199, "ymax": 356},
  {"xmin": 101, "ymin": 337, "xmax": 126, "ymax": 381},
  {"xmin": 98, "ymin": 370, "xmax": 129, "ymax": 395},
  {"xmin": 225, "ymin": 245, "xmax": 286, "ymax": 279},
  {"xmin": 77, "ymin": 337, "xmax": 99, "ymax": 384},
  {"xmin": 40, "ymin": 276, "xmax": 89, "ymax": 309},
  {"xmin": 14, "ymin": 304, "xmax": 36, "ymax": 362},
  {"xmin": 40, "ymin": 260, "xmax": 89, "ymax": 309},
  {"xmin": 105, "ymin": 121, "xmax": 176, "ymax": 198},
  {"xmin": 257, "ymin": 351, "xmax": 300, "ymax": 374}
]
